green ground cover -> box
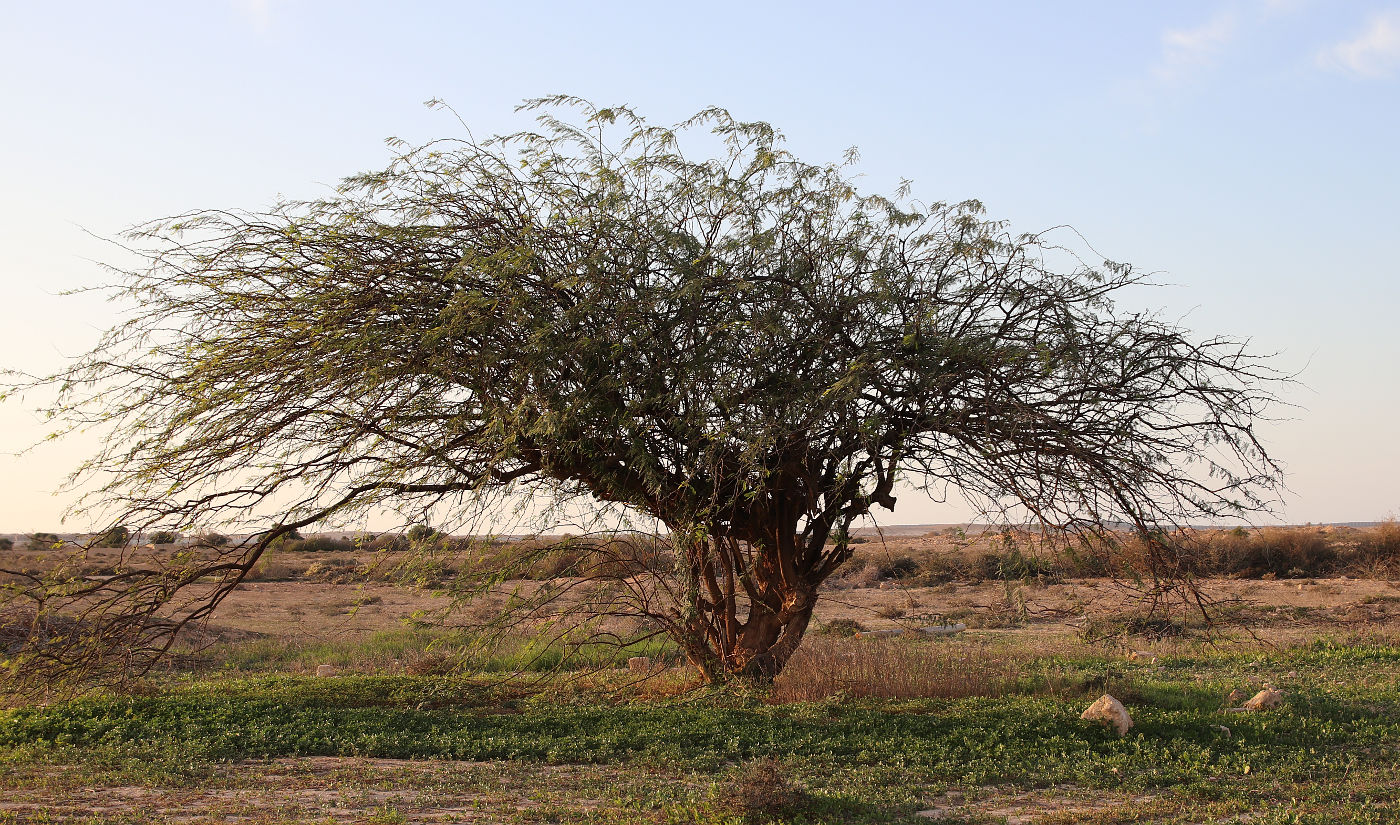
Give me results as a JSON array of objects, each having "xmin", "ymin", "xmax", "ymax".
[{"xmin": 2, "ymin": 639, "xmax": 1398, "ymax": 823}]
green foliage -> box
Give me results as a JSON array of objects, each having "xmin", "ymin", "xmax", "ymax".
[
  {"xmin": 876, "ymin": 556, "xmax": 920, "ymax": 580},
  {"xmin": 0, "ymin": 97, "xmax": 1286, "ymax": 687},
  {"xmin": 817, "ymin": 619, "xmax": 865, "ymax": 637},
  {"xmin": 23, "ymin": 532, "xmax": 59, "ymax": 551},
  {"xmin": 94, "ymin": 525, "xmax": 128, "ymax": 548},
  {"xmin": 147, "ymin": 531, "xmax": 178, "ymax": 545},
  {"xmin": 976, "ymin": 548, "xmax": 1060, "ymax": 582},
  {"xmin": 0, "ymin": 537, "xmax": 11, "ymax": 551},
  {"xmin": 4, "ymin": 644, "xmax": 1400, "ymax": 821},
  {"xmin": 3, "ymin": 645, "xmax": 1398, "ymax": 793},
  {"xmin": 405, "ymin": 525, "xmax": 443, "ymax": 543}
]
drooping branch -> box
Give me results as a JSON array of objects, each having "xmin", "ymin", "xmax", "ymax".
[{"xmin": 1, "ymin": 97, "xmax": 1285, "ymax": 688}]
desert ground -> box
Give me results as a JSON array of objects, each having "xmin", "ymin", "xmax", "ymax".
[{"xmin": 3, "ymin": 524, "xmax": 1400, "ymax": 823}]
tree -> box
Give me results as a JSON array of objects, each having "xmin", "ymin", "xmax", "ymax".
[{"xmin": 1, "ymin": 98, "xmax": 1282, "ymax": 686}]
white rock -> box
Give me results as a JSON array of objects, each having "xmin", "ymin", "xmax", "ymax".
[
  {"xmin": 315, "ymin": 664, "xmax": 337, "ymax": 677},
  {"xmin": 915, "ymin": 623, "xmax": 966, "ymax": 637},
  {"xmin": 1080, "ymin": 694, "xmax": 1133, "ymax": 736},
  {"xmin": 1242, "ymin": 688, "xmax": 1284, "ymax": 711}
]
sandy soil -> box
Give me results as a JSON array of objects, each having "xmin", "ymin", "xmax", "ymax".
[{"xmin": 190, "ymin": 574, "xmax": 1400, "ymax": 651}]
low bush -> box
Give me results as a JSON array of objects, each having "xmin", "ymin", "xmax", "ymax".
[
  {"xmin": 1199, "ymin": 527, "xmax": 1337, "ymax": 578},
  {"xmin": 974, "ymin": 548, "xmax": 1060, "ymax": 582},
  {"xmin": 279, "ymin": 535, "xmax": 358, "ymax": 553},
  {"xmin": 721, "ymin": 757, "xmax": 807, "ymax": 824},
  {"xmin": 817, "ymin": 618, "xmax": 865, "ymax": 637},
  {"xmin": 876, "ymin": 555, "xmax": 920, "ymax": 580},
  {"xmin": 1353, "ymin": 520, "xmax": 1400, "ymax": 577}
]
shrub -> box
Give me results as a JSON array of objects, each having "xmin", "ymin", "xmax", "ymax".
[
  {"xmin": 25, "ymin": 532, "xmax": 60, "ymax": 551},
  {"xmin": 720, "ymin": 757, "xmax": 805, "ymax": 824},
  {"xmin": 406, "ymin": 524, "xmax": 443, "ymax": 543},
  {"xmin": 0, "ymin": 537, "xmax": 11, "ymax": 551},
  {"xmin": 827, "ymin": 559, "xmax": 881, "ymax": 589},
  {"xmin": 148, "ymin": 530, "xmax": 179, "ymax": 545},
  {"xmin": 1204, "ymin": 527, "xmax": 1337, "ymax": 578},
  {"xmin": 975, "ymin": 548, "xmax": 1059, "ymax": 581},
  {"xmin": 246, "ymin": 553, "xmax": 309, "ymax": 582},
  {"xmin": 281, "ymin": 535, "xmax": 356, "ymax": 553},
  {"xmin": 303, "ymin": 556, "xmax": 363, "ymax": 584},
  {"xmin": 95, "ymin": 525, "xmax": 129, "ymax": 548},
  {"xmin": 877, "ymin": 555, "xmax": 921, "ymax": 580},
  {"xmin": 1352, "ymin": 520, "xmax": 1400, "ymax": 576},
  {"xmin": 1059, "ymin": 539, "xmax": 1116, "ymax": 577},
  {"xmin": 819, "ymin": 618, "xmax": 866, "ymax": 637}
]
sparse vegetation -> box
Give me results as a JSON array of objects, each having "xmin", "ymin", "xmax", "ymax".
[
  {"xmin": 815, "ymin": 524, "xmax": 1400, "ymax": 589},
  {"xmin": 2, "ymin": 522, "xmax": 1400, "ymax": 821},
  {"xmin": 3, "ymin": 638, "xmax": 1400, "ymax": 822}
]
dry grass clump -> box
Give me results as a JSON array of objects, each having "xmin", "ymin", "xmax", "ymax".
[
  {"xmin": 1195, "ymin": 527, "xmax": 1337, "ymax": 578},
  {"xmin": 1353, "ymin": 520, "xmax": 1400, "ymax": 577},
  {"xmin": 769, "ymin": 637, "xmax": 1020, "ymax": 702},
  {"xmin": 719, "ymin": 757, "xmax": 807, "ymax": 824}
]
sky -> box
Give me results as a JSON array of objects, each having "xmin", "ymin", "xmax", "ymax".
[{"xmin": 1, "ymin": 0, "xmax": 1397, "ymax": 531}]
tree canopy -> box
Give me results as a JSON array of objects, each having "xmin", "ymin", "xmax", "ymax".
[{"xmin": 1, "ymin": 97, "xmax": 1283, "ymax": 684}]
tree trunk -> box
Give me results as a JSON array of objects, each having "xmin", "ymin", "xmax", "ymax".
[{"xmin": 676, "ymin": 509, "xmax": 823, "ymax": 681}]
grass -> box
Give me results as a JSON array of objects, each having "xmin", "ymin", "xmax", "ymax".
[
  {"xmin": 3, "ymin": 639, "xmax": 1399, "ymax": 822},
  {"xmin": 173, "ymin": 626, "xmax": 682, "ymax": 677},
  {"xmin": 770, "ymin": 636, "xmax": 1022, "ymax": 701}
]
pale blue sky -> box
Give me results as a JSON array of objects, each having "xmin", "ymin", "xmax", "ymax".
[{"xmin": 1, "ymin": 1, "xmax": 1397, "ymax": 530}]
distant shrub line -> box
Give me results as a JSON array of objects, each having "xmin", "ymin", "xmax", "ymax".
[{"xmin": 826, "ymin": 523, "xmax": 1400, "ymax": 587}]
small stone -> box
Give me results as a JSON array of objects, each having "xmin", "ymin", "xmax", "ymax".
[
  {"xmin": 315, "ymin": 664, "xmax": 337, "ymax": 678},
  {"xmin": 1286, "ymin": 670, "xmax": 1299, "ymax": 679},
  {"xmin": 1242, "ymin": 688, "xmax": 1284, "ymax": 711},
  {"xmin": 627, "ymin": 656, "xmax": 651, "ymax": 672},
  {"xmin": 1226, "ymin": 688, "xmax": 1250, "ymax": 705},
  {"xmin": 915, "ymin": 623, "xmax": 966, "ymax": 637},
  {"xmin": 1213, "ymin": 724, "xmax": 1232, "ymax": 738},
  {"xmin": 1080, "ymin": 694, "xmax": 1133, "ymax": 736}
]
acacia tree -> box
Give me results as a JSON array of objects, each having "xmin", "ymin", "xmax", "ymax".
[{"xmin": 1, "ymin": 98, "xmax": 1281, "ymax": 684}]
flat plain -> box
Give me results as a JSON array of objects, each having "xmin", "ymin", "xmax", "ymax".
[{"xmin": 3, "ymin": 525, "xmax": 1400, "ymax": 824}]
